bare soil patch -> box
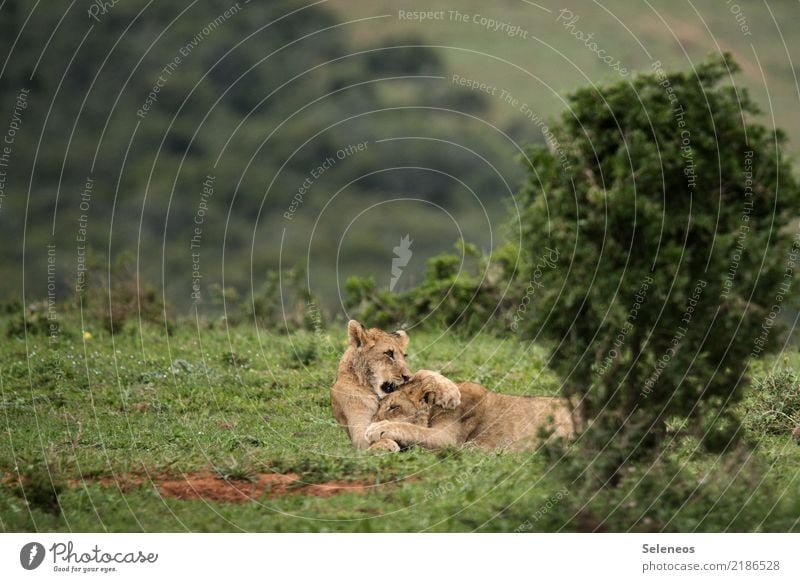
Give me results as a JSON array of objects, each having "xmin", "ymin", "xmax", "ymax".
[{"xmin": 59, "ymin": 471, "xmax": 376, "ymax": 503}]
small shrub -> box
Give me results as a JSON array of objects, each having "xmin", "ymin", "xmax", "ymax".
[
  {"xmin": 742, "ymin": 369, "xmax": 800, "ymax": 435},
  {"xmin": 345, "ymin": 241, "xmax": 516, "ymax": 333},
  {"xmin": 6, "ymin": 301, "xmax": 57, "ymax": 338},
  {"xmin": 11, "ymin": 461, "xmax": 64, "ymax": 516},
  {"xmin": 287, "ymin": 332, "xmax": 318, "ymax": 367},
  {"xmin": 84, "ymin": 253, "xmax": 168, "ymax": 333},
  {"xmin": 247, "ymin": 266, "xmax": 318, "ymax": 332}
]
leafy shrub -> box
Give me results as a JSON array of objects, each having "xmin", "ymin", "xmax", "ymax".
[
  {"xmin": 742, "ymin": 369, "xmax": 800, "ymax": 435},
  {"xmin": 345, "ymin": 241, "xmax": 517, "ymax": 334},
  {"xmin": 6, "ymin": 300, "xmax": 57, "ymax": 338},
  {"xmin": 514, "ymin": 54, "xmax": 800, "ymax": 463},
  {"xmin": 538, "ymin": 445, "xmax": 800, "ymax": 532},
  {"xmin": 84, "ymin": 253, "xmax": 168, "ymax": 334},
  {"xmin": 246, "ymin": 265, "xmax": 319, "ymax": 332},
  {"xmin": 285, "ymin": 331, "xmax": 319, "ymax": 368}
]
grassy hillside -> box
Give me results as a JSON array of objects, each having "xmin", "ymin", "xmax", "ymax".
[{"xmin": 333, "ymin": 0, "xmax": 800, "ymax": 158}]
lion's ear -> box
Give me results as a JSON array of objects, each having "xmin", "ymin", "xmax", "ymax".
[
  {"xmin": 393, "ymin": 329, "xmax": 409, "ymax": 349},
  {"xmin": 347, "ymin": 320, "xmax": 368, "ymax": 348}
]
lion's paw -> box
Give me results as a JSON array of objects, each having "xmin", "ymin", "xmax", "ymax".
[
  {"xmin": 367, "ymin": 438, "xmax": 401, "ymax": 453},
  {"xmin": 365, "ymin": 420, "xmax": 392, "ymax": 444},
  {"xmin": 414, "ymin": 370, "xmax": 461, "ymax": 409}
]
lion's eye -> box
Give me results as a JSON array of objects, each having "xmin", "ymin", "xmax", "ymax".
[
  {"xmin": 385, "ymin": 350, "xmax": 395, "ymax": 359},
  {"xmin": 388, "ymin": 405, "xmax": 399, "ymax": 413}
]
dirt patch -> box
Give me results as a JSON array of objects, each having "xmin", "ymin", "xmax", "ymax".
[
  {"xmin": 156, "ymin": 472, "xmax": 297, "ymax": 502},
  {"xmin": 6, "ymin": 469, "xmax": 382, "ymax": 503},
  {"xmin": 60, "ymin": 471, "xmax": 377, "ymax": 503}
]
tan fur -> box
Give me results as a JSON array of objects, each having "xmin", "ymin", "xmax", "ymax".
[
  {"xmin": 366, "ymin": 377, "xmax": 581, "ymax": 451},
  {"xmin": 331, "ymin": 320, "xmax": 461, "ymax": 450}
]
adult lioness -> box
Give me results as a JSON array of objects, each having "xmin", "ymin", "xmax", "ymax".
[
  {"xmin": 366, "ymin": 376, "xmax": 580, "ymax": 451},
  {"xmin": 331, "ymin": 320, "xmax": 461, "ymax": 451}
]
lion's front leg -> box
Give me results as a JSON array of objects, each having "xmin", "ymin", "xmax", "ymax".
[
  {"xmin": 347, "ymin": 409, "xmax": 399, "ymax": 451},
  {"xmin": 412, "ymin": 370, "xmax": 461, "ymax": 409},
  {"xmin": 349, "ymin": 417, "xmax": 380, "ymax": 450},
  {"xmin": 365, "ymin": 420, "xmax": 461, "ymax": 450}
]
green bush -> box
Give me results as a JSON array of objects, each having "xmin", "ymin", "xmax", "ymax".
[
  {"xmin": 5, "ymin": 301, "xmax": 56, "ymax": 339},
  {"xmin": 539, "ymin": 445, "xmax": 800, "ymax": 531},
  {"xmin": 245, "ymin": 265, "xmax": 318, "ymax": 332},
  {"xmin": 84, "ymin": 253, "xmax": 168, "ymax": 334},
  {"xmin": 345, "ymin": 241, "xmax": 517, "ymax": 333},
  {"xmin": 743, "ymin": 369, "xmax": 800, "ymax": 435},
  {"xmin": 514, "ymin": 54, "xmax": 800, "ymax": 463}
]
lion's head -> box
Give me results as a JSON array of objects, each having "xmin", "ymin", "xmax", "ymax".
[
  {"xmin": 345, "ymin": 320, "xmax": 412, "ymax": 398},
  {"xmin": 374, "ymin": 379, "xmax": 438, "ymax": 425}
]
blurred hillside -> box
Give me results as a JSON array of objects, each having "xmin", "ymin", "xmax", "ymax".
[
  {"xmin": 1, "ymin": 0, "xmax": 797, "ymax": 316},
  {"xmin": 334, "ymin": 0, "xmax": 800, "ymax": 155}
]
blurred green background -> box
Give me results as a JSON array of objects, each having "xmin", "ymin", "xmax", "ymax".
[{"xmin": 1, "ymin": 0, "xmax": 798, "ymax": 314}]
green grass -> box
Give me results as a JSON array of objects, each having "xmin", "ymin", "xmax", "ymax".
[{"xmin": 1, "ymin": 314, "xmax": 798, "ymax": 532}]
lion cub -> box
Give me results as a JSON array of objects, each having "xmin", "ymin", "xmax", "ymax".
[{"xmin": 366, "ymin": 376, "xmax": 580, "ymax": 451}]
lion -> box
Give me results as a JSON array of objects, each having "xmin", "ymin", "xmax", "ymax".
[
  {"xmin": 365, "ymin": 375, "xmax": 581, "ymax": 451},
  {"xmin": 331, "ymin": 320, "xmax": 461, "ymax": 451}
]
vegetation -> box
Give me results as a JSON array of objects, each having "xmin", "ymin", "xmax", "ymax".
[
  {"xmin": 2, "ymin": 3, "xmax": 800, "ymax": 533},
  {"xmin": 0, "ymin": 0, "xmax": 517, "ymax": 307},
  {"xmin": 743, "ymin": 368, "xmax": 800, "ymax": 436},
  {"xmin": 1, "ymin": 308, "xmax": 798, "ymax": 532},
  {"xmin": 512, "ymin": 55, "xmax": 800, "ymax": 467},
  {"xmin": 348, "ymin": 55, "xmax": 800, "ymax": 459},
  {"xmin": 344, "ymin": 241, "xmax": 517, "ymax": 333},
  {"xmin": 5, "ymin": 1, "xmax": 800, "ymax": 313},
  {"xmin": 339, "ymin": 55, "xmax": 800, "ymax": 526}
]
